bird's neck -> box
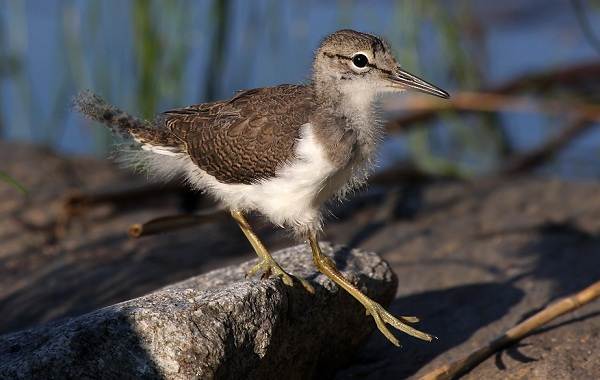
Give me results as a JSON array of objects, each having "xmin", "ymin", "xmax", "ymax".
[
  {"xmin": 312, "ymin": 79, "xmax": 380, "ymax": 134},
  {"xmin": 311, "ymin": 79, "xmax": 383, "ymax": 174}
]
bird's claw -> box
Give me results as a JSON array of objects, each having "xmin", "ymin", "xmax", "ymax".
[
  {"xmin": 246, "ymin": 258, "xmax": 315, "ymax": 294},
  {"xmin": 365, "ymin": 309, "xmax": 419, "ymax": 323},
  {"xmin": 364, "ymin": 301, "xmax": 434, "ymax": 347}
]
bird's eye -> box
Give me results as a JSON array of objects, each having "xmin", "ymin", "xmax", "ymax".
[{"xmin": 352, "ymin": 54, "xmax": 369, "ymax": 68}]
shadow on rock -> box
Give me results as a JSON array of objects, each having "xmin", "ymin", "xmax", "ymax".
[
  {"xmin": 513, "ymin": 221, "xmax": 600, "ymax": 302},
  {"xmin": 336, "ymin": 281, "xmax": 524, "ymax": 379}
]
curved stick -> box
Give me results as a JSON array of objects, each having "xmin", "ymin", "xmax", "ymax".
[{"xmin": 420, "ymin": 279, "xmax": 600, "ymax": 380}]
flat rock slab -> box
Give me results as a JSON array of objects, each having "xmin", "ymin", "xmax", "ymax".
[{"xmin": 0, "ymin": 243, "xmax": 398, "ymax": 380}]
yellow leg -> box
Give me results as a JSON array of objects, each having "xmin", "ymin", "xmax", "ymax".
[
  {"xmin": 307, "ymin": 230, "xmax": 433, "ymax": 346},
  {"xmin": 231, "ymin": 210, "xmax": 314, "ymax": 293}
]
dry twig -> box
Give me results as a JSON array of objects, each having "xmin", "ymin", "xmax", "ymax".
[
  {"xmin": 128, "ymin": 208, "xmax": 227, "ymax": 238},
  {"xmin": 419, "ymin": 279, "xmax": 600, "ymax": 380},
  {"xmin": 387, "ymin": 91, "xmax": 600, "ymax": 133},
  {"xmin": 500, "ymin": 117, "xmax": 592, "ymax": 175},
  {"xmin": 387, "ymin": 61, "xmax": 600, "ymax": 131},
  {"xmin": 63, "ymin": 182, "xmax": 182, "ymax": 215}
]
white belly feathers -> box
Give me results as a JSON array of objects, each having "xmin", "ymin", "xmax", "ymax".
[{"xmin": 135, "ymin": 123, "xmax": 352, "ymax": 232}]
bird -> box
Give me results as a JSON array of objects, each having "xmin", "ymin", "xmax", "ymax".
[{"xmin": 74, "ymin": 29, "xmax": 449, "ymax": 347}]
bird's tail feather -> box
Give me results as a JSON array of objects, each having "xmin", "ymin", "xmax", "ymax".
[
  {"xmin": 73, "ymin": 90, "xmax": 152, "ymax": 136},
  {"xmin": 73, "ymin": 91, "xmax": 182, "ymax": 153}
]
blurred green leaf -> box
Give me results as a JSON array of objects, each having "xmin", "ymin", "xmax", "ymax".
[
  {"xmin": 133, "ymin": 0, "xmax": 161, "ymax": 118},
  {"xmin": 203, "ymin": 0, "xmax": 230, "ymax": 101},
  {"xmin": 0, "ymin": 171, "xmax": 27, "ymax": 195}
]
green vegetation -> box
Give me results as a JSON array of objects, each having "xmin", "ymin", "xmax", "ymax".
[{"xmin": 0, "ymin": 170, "xmax": 27, "ymax": 195}]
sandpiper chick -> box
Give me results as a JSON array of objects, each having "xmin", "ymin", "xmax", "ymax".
[{"xmin": 75, "ymin": 29, "xmax": 449, "ymax": 346}]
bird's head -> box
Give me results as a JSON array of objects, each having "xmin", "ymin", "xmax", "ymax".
[{"xmin": 313, "ymin": 29, "xmax": 449, "ymax": 109}]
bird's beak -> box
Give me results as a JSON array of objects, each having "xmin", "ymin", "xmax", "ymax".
[{"xmin": 389, "ymin": 67, "xmax": 450, "ymax": 99}]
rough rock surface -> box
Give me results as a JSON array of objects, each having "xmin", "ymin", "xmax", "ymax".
[{"xmin": 0, "ymin": 243, "xmax": 397, "ymax": 380}]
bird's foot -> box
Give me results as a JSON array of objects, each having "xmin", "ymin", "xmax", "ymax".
[
  {"xmin": 246, "ymin": 258, "xmax": 315, "ymax": 294},
  {"xmin": 364, "ymin": 300, "xmax": 434, "ymax": 347}
]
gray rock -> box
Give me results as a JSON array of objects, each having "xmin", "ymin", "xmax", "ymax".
[{"xmin": 0, "ymin": 243, "xmax": 397, "ymax": 380}]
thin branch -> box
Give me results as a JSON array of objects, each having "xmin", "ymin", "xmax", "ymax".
[
  {"xmin": 492, "ymin": 61, "xmax": 600, "ymax": 93},
  {"xmin": 375, "ymin": 118, "xmax": 595, "ymax": 184},
  {"xmin": 62, "ymin": 182, "xmax": 182, "ymax": 217},
  {"xmin": 387, "ymin": 61, "xmax": 600, "ymax": 131},
  {"xmin": 128, "ymin": 208, "xmax": 227, "ymax": 238},
  {"xmin": 571, "ymin": 0, "xmax": 600, "ymax": 56},
  {"xmin": 387, "ymin": 91, "xmax": 600, "ymax": 133},
  {"xmin": 500, "ymin": 117, "xmax": 592, "ymax": 175},
  {"xmin": 419, "ymin": 279, "xmax": 600, "ymax": 380}
]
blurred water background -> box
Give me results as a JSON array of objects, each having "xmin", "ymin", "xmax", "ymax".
[{"xmin": 1, "ymin": 0, "xmax": 600, "ymax": 178}]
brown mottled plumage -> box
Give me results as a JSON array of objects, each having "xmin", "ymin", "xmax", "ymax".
[
  {"xmin": 74, "ymin": 86, "xmax": 314, "ymax": 184},
  {"xmin": 163, "ymin": 85, "xmax": 314, "ymax": 184}
]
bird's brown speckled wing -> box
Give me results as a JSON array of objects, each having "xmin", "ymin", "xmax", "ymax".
[{"xmin": 162, "ymin": 84, "xmax": 314, "ymax": 184}]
